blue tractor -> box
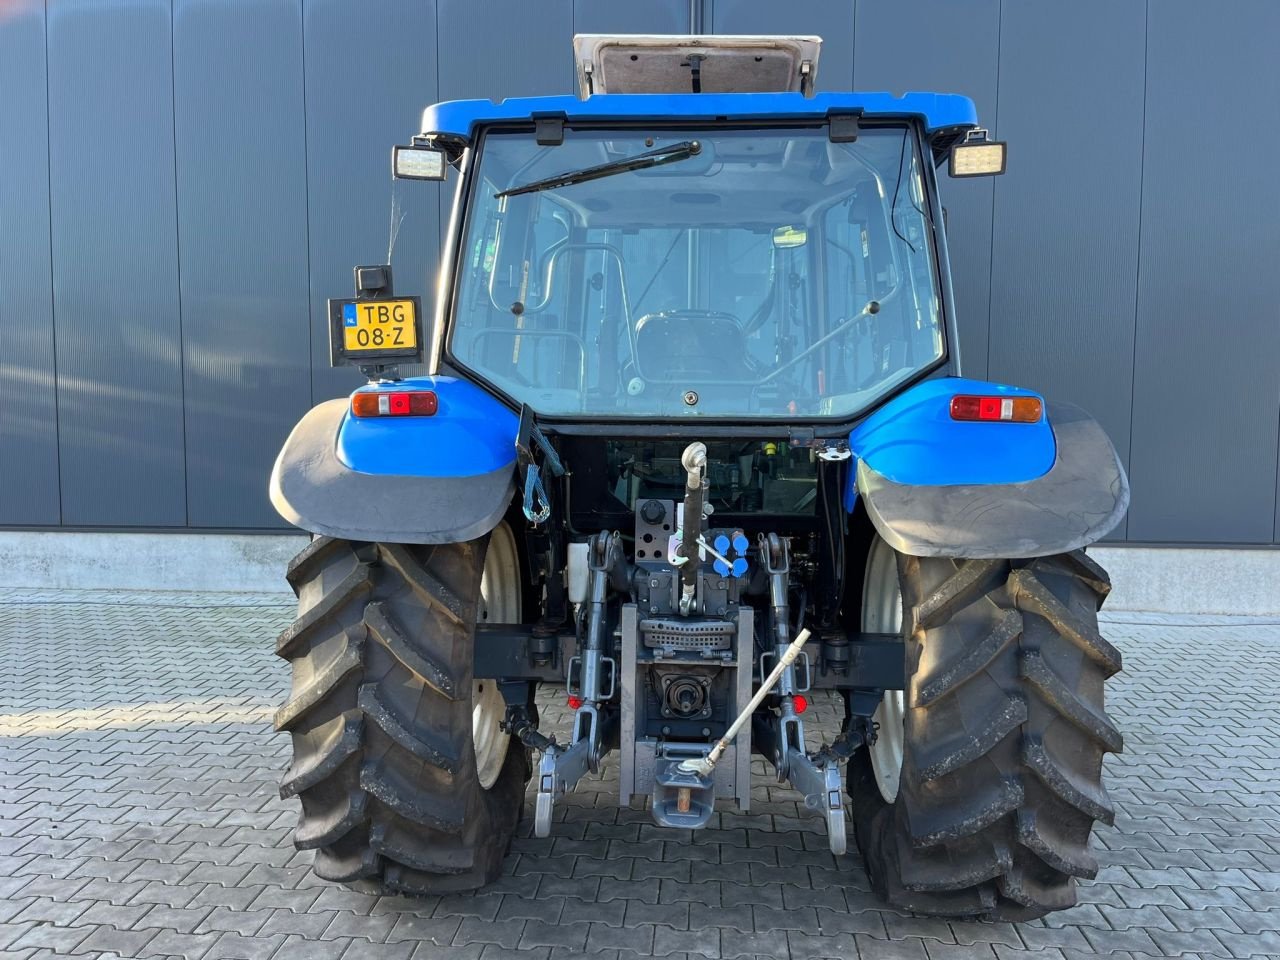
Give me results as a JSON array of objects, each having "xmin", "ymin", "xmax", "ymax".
[{"xmin": 270, "ymin": 35, "xmax": 1127, "ymax": 919}]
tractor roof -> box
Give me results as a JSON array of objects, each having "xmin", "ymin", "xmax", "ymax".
[{"xmin": 419, "ymin": 91, "xmax": 978, "ymax": 142}]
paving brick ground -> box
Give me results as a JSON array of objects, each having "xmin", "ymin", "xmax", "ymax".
[{"xmin": 1, "ymin": 589, "xmax": 1277, "ymax": 959}]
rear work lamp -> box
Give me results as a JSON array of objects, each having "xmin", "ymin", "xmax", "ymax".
[
  {"xmin": 949, "ymin": 128, "xmax": 1007, "ymax": 178},
  {"xmin": 392, "ymin": 144, "xmax": 447, "ymax": 180}
]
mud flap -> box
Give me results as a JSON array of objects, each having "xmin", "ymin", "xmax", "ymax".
[
  {"xmin": 857, "ymin": 402, "xmax": 1129, "ymax": 559},
  {"xmin": 270, "ymin": 399, "xmax": 515, "ymax": 544}
]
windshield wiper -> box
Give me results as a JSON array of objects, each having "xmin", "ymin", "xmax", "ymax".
[{"xmin": 495, "ymin": 140, "xmax": 702, "ymax": 199}]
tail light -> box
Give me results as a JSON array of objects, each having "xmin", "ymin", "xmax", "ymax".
[
  {"xmin": 351, "ymin": 389, "xmax": 438, "ymax": 418},
  {"xmin": 950, "ymin": 394, "xmax": 1042, "ymax": 423}
]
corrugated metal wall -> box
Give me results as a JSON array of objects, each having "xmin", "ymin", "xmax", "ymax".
[{"xmin": 1, "ymin": 0, "xmax": 1277, "ymax": 545}]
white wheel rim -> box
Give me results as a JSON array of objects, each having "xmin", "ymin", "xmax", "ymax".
[
  {"xmin": 474, "ymin": 522, "xmax": 520, "ymax": 790},
  {"xmin": 862, "ymin": 536, "xmax": 905, "ymax": 803}
]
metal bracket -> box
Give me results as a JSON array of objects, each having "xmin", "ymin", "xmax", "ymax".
[
  {"xmin": 534, "ymin": 698, "xmax": 619, "ymax": 837},
  {"xmin": 474, "ymin": 624, "xmax": 569, "ymax": 681},
  {"xmin": 756, "ymin": 701, "xmax": 848, "ymax": 854},
  {"xmin": 786, "ymin": 425, "xmax": 817, "ymax": 448},
  {"xmin": 760, "ymin": 649, "xmax": 811, "ymax": 693},
  {"xmin": 787, "ymin": 752, "xmax": 847, "ymax": 855},
  {"xmin": 537, "ymin": 531, "xmax": 622, "ymax": 836},
  {"xmin": 652, "ymin": 748, "xmax": 716, "ymax": 829},
  {"xmin": 500, "ymin": 683, "xmax": 556, "ymax": 753},
  {"xmin": 534, "ymin": 737, "xmax": 593, "ymax": 837},
  {"xmin": 827, "ymin": 111, "xmax": 861, "ymax": 143},
  {"xmin": 535, "ymin": 116, "xmax": 565, "ymax": 146},
  {"xmin": 566, "ymin": 654, "xmax": 617, "ymax": 701},
  {"xmin": 817, "ymin": 440, "xmax": 852, "ymax": 462},
  {"xmin": 814, "ymin": 713, "xmax": 875, "ymax": 765}
]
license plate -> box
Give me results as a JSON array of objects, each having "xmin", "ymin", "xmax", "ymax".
[{"xmin": 341, "ymin": 299, "xmax": 418, "ymax": 352}]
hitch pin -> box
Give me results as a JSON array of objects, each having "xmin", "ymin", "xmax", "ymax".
[{"xmin": 679, "ymin": 629, "xmax": 811, "ymax": 778}]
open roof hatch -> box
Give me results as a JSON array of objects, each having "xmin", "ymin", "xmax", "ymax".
[{"xmin": 573, "ymin": 34, "xmax": 822, "ymax": 100}]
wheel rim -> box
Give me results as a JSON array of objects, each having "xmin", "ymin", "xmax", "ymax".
[
  {"xmin": 474, "ymin": 522, "xmax": 521, "ymax": 790},
  {"xmin": 862, "ymin": 535, "xmax": 905, "ymax": 803}
]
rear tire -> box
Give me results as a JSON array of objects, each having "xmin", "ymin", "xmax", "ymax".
[
  {"xmin": 275, "ymin": 526, "xmax": 530, "ymax": 894},
  {"xmin": 849, "ymin": 539, "xmax": 1123, "ymax": 919}
]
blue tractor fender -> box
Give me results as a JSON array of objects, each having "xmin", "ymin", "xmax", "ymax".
[
  {"xmin": 269, "ymin": 376, "xmax": 519, "ymax": 544},
  {"xmin": 846, "ymin": 377, "xmax": 1129, "ymax": 559}
]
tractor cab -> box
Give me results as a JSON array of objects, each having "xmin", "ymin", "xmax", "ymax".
[{"xmin": 387, "ymin": 35, "xmax": 1004, "ymax": 425}]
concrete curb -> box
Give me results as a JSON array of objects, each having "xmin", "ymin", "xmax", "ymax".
[
  {"xmin": 0, "ymin": 531, "xmax": 304, "ymax": 595},
  {"xmin": 2, "ymin": 532, "xmax": 1276, "ymax": 616},
  {"xmin": 1089, "ymin": 545, "xmax": 1280, "ymax": 617}
]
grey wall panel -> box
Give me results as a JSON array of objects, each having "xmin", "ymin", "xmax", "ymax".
[
  {"xmin": 0, "ymin": 2, "xmax": 60, "ymax": 525},
  {"xmin": 573, "ymin": 0, "xmax": 689, "ymax": 35},
  {"xmin": 437, "ymin": 0, "xmax": 574, "ymax": 102},
  {"xmin": 710, "ymin": 0, "xmax": 853, "ymax": 90},
  {"xmin": 47, "ymin": 0, "xmax": 186, "ymax": 526},
  {"xmin": 305, "ymin": 0, "xmax": 442, "ymax": 404},
  {"xmin": 433, "ymin": 0, "xmax": 573, "ymax": 389},
  {"xmin": 987, "ymin": 0, "xmax": 1146, "ymax": 542},
  {"xmin": 174, "ymin": 0, "xmax": 310, "ymax": 528},
  {"xmin": 1129, "ymin": 0, "xmax": 1280, "ymax": 543},
  {"xmin": 855, "ymin": 0, "xmax": 999, "ymax": 380}
]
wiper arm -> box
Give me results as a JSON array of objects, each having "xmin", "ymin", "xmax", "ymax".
[{"xmin": 495, "ymin": 140, "xmax": 702, "ymax": 199}]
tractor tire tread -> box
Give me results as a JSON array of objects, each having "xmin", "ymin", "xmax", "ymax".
[
  {"xmin": 286, "ymin": 535, "xmax": 350, "ymax": 591},
  {"xmin": 1010, "ymin": 566, "xmax": 1122, "ymax": 674},
  {"xmin": 364, "ymin": 601, "xmax": 459, "ymax": 699},
  {"xmin": 273, "ymin": 632, "xmax": 363, "ymax": 731},
  {"xmin": 277, "ymin": 537, "xmax": 528, "ymax": 895},
  {"xmin": 913, "ymin": 608, "xmax": 1022, "ymax": 706},
  {"xmin": 276, "ymin": 564, "xmax": 373, "ymax": 656},
  {"xmin": 279, "ymin": 710, "xmax": 363, "ymax": 798},
  {"xmin": 356, "ymin": 683, "xmax": 461, "ymax": 773},
  {"xmin": 851, "ymin": 548, "xmax": 1121, "ymax": 920},
  {"xmin": 379, "ymin": 543, "xmax": 468, "ymax": 626}
]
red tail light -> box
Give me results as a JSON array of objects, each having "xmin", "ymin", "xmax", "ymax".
[
  {"xmin": 351, "ymin": 390, "xmax": 438, "ymax": 418},
  {"xmin": 950, "ymin": 394, "xmax": 1042, "ymax": 423}
]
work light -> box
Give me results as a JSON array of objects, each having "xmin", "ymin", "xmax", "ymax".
[
  {"xmin": 949, "ymin": 129, "xmax": 1007, "ymax": 177},
  {"xmin": 392, "ymin": 144, "xmax": 447, "ymax": 180}
]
